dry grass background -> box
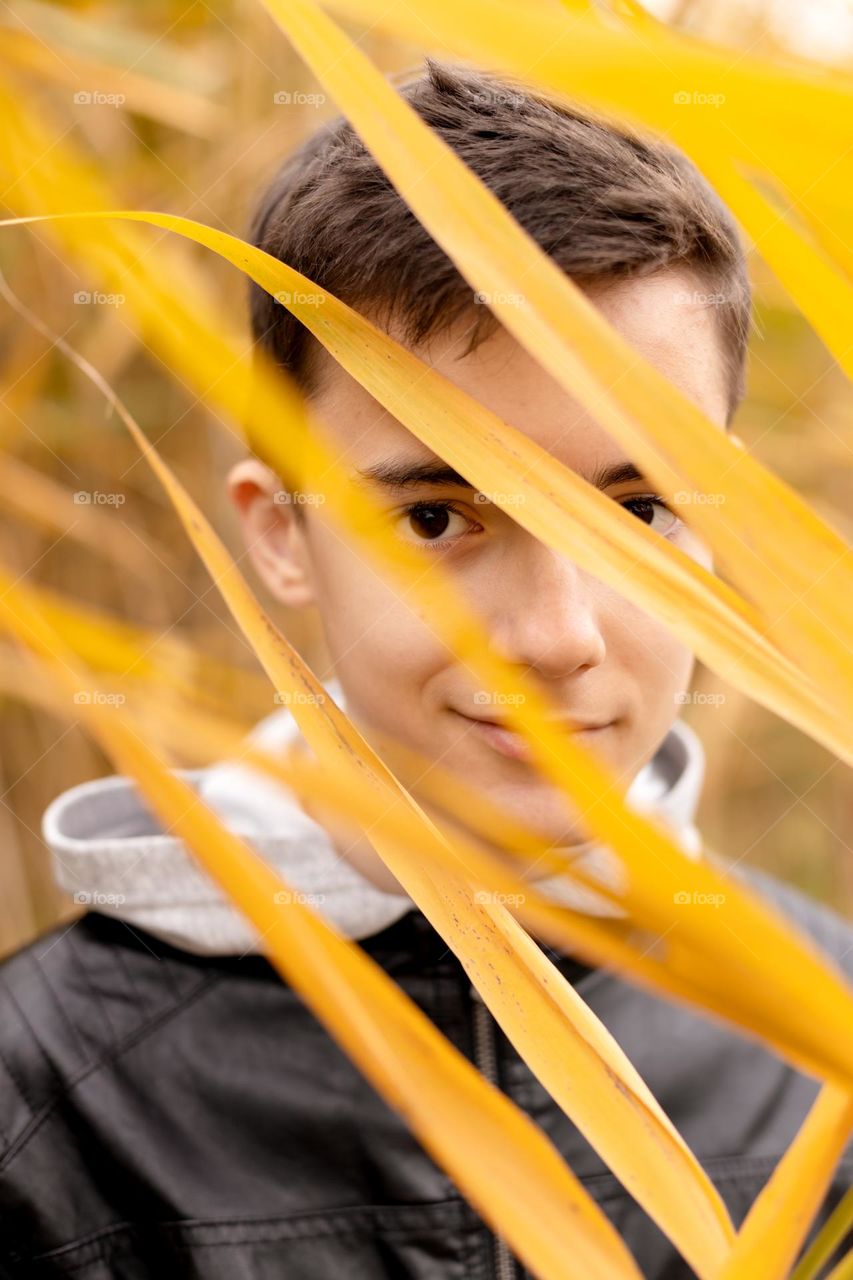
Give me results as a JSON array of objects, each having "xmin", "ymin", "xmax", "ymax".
[{"xmin": 0, "ymin": 0, "xmax": 851, "ymax": 959}]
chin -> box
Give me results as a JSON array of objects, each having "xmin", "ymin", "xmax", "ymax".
[{"xmin": 476, "ymin": 777, "xmax": 599, "ymax": 845}]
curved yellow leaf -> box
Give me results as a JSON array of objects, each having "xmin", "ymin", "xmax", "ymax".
[
  {"xmin": 3, "ymin": 206, "xmax": 849, "ymax": 773},
  {"xmin": 255, "ymin": 0, "xmax": 853, "ymax": 718},
  {"xmin": 791, "ymin": 1186, "xmax": 853, "ymax": 1280},
  {"xmin": 3, "ymin": 90, "xmax": 852, "ymax": 1103},
  {"xmin": 0, "ymin": 579, "xmax": 642, "ymax": 1280},
  {"xmin": 317, "ymin": 0, "xmax": 853, "ymax": 215},
  {"xmin": 718, "ymin": 1085, "xmax": 853, "ymax": 1280}
]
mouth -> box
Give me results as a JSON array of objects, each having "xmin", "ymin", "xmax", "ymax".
[{"xmin": 453, "ymin": 710, "xmax": 613, "ymax": 763}]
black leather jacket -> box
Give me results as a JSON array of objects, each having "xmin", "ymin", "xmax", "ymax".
[{"xmin": 1, "ymin": 864, "xmax": 851, "ymax": 1279}]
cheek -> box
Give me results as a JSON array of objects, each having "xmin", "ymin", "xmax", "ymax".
[
  {"xmin": 605, "ymin": 589, "xmax": 696, "ymax": 717},
  {"xmin": 678, "ymin": 524, "xmax": 714, "ymax": 573},
  {"xmin": 610, "ymin": 523, "xmax": 710, "ymax": 689},
  {"xmin": 603, "ymin": 601, "xmax": 695, "ymax": 778},
  {"xmin": 305, "ymin": 531, "xmax": 448, "ymax": 720}
]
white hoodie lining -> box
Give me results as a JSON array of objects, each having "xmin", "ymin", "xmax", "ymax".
[{"xmin": 42, "ymin": 679, "xmax": 706, "ymax": 954}]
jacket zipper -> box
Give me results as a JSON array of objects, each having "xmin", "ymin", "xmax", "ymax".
[{"xmin": 470, "ymin": 982, "xmax": 518, "ymax": 1280}]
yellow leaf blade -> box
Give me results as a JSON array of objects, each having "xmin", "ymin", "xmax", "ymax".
[
  {"xmin": 0, "ymin": 574, "xmax": 644, "ymax": 1280},
  {"xmin": 718, "ymin": 1086, "xmax": 853, "ymax": 1280}
]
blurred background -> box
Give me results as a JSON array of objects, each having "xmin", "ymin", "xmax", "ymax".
[{"xmin": 0, "ymin": 0, "xmax": 851, "ymax": 958}]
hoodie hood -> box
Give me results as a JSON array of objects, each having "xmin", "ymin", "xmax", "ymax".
[{"xmin": 42, "ymin": 678, "xmax": 707, "ymax": 955}]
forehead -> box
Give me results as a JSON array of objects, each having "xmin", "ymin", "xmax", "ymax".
[{"xmin": 310, "ymin": 266, "xmax": 730, "ymax": 472}]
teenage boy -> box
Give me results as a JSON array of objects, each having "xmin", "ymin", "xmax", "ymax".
[{"xmin": 1, "ymin": 59, "xmax": 851, "ymax": 1280}]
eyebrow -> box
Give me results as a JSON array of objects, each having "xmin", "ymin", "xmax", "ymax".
[{"xmin": 353, "ymin": 456, "xmax": 648, "ymax": 493}]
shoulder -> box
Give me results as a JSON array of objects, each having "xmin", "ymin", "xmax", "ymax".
[
  {"xmin": 0, "ymin": 913, "xmax": 225, "ymax": 1167},
  {"xmin": 724, "ymin": 859, "xmax": 853, "ymax": 974},
  {"xmin": 576, "ymin": 862, "xmax": 853, "ymax": 1165}
]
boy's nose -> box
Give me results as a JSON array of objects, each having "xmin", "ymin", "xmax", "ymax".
[{"xmin": 484, "ymin": 542, "xmax": 607, "ymax": 681}]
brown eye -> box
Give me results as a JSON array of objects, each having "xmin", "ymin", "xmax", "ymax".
[
  {"xmin": 621, "ymin": 495, "xmax": 681, "ymax": 538},
  {"xmin": 395, "ymin": 501, "xmax": 477, "ymax": 548}
]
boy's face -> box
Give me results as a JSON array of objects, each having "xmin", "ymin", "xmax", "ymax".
[{"xmin": 229, "ymin": 267, "xmax": 731, "ymax": 882}]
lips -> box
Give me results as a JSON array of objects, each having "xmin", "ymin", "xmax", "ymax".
[
  {"xmin": 467, "ymin": 715, "xmax": 610, "ymax": 732},
  {"xmin": 454, "ymin": 710, "xmax": 612, "ymax": 763}
]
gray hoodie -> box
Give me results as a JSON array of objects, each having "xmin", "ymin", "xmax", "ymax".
[{"xmin": 42, "ymin": 678, "xmax": 707, "ymax": 955}]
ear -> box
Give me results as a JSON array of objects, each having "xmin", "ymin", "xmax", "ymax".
[{"xmin": 225, "ymin": 457, "xmax": 316, "ymax": 608}]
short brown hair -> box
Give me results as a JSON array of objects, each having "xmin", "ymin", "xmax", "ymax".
[{"xmin": 249, "ymin": 58, "xmax": 751, "ymax": 422}]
